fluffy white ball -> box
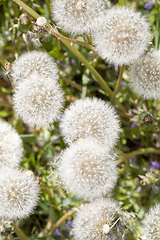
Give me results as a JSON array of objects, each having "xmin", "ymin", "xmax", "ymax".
[
  {"xmin": 51, "ymin": 0, "xmax": 108, "ymax": 35},
  {"xmin": 0, "ymin": 120, "xmax": 23, "ymax": 167},
  {"xmin": 0, "ymin": 167, "xmax": 40, "ymax": 220},
  {"xmin": 60, "ymin": 97, "xmax": 120, "ymax": 148},
  {"xmin": 73, "ymin": 198, "xmax": 121, "ymax": 240},
  {"xmin": 92, "ymin": 6, "xmax": 151, "ymax": 66},
  {"xmin": 57, "ymin": 137, "xmax": 118, "ymax": 201},
  {"xmin": 129, "ymin": 50, "xmax": 160, "ymax": 100},
  {"xmin": 142, "ymin": 204, "xmax": 160, "ymax": 240},
  {"xmin": 13, "ymin": 74, "xmax": 64, "ymax": 127},
  {"xmin": 11, "ymin": 50, "xmax": 59, "ymax": 84}
]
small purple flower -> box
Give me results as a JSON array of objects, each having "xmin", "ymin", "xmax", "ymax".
[
  {"xmin": 131, "ymin": 122, "xmax": 137, "ymax": 129},
  {"xmin": 50, "ymin": 135, "xmax": 60, "ymax": 143},
  {"xmin": 54, "ymin": 229, "xmax": 61, "ymax": 236},
  {"xmin": 144, "ymin": 1, "xmax": 154, "ymax": 10},
  {"xmin": 69, "ymin": 231, "xmax": 74, "ymax": 236},
  {"xmin": 147, "ymin": 165, "xmax": 152, "ymax": 171},
  {"xmin": 137, "ymin": 186, "xmax": 142, "ymax": 193},
  {"xmin": 151, "ymin": 161, "xmax": 160, "ymax": 169},
  {"xmin": 57, "ymin": 113, "xmax": 63, "ymax": 120},
  {"xmin": 71, "ymin": 59, "xmax": 75, "ymax": 65},
  {"xmin": 130, "ymin": 157, "xmax": 137, "ymax": 164},
  {"xmin": 121, "ymin": 80, "xmax": 127, "ymax": 86},
  {"xmin": 66, "ymin": 220, "xmax": 73, "ymax": 228},
  {"xmin": 113, "ymin": 63, "xmax": 118, "ymax": 72},
  {"xmin": 153, "ymin": 185, "xmax": 160, "ymax": 190},
  {"xmin": 56, "ymin": 60, "xmax": 65, "ymax": 67}
]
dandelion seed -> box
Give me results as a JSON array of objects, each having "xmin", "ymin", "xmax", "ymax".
[
  {"xmin": 57, "ymin": 137, "xmax": 118, "ymax": 201},
  {"xmin": 51, "ymin": 0, "xmax": 108, "ymax": 35},
  {"xmin": 0, "ymin": 120, "xmax": 23, "ymax": 168},
  {"xmin": 0, "ymin": 167, "xmax": 40, "ymax": 220},
  {"xmin": 60, "ymin": 97, "xmax": 120, "ymax": 148},
  {"xmin": 11, "ymin": 50, "xmax": 59, "ymax": 84},
  {"xmin": 92, "ymin": 6, "xmax": 151, "ymax": 66},
  {"xmin": 141, "ymin": 204, "xmax": 160, "ymax": 240},
  {"xmin": 129, "ymin": 50, "xmax": 160, "ymax": 99},
  {"xmin": 13, "ymin": 74, "xmax": 64, "ymax": 127},
  {"xmin": 73, "ymin": 198, "xmax": 122, "ymax": 240}
]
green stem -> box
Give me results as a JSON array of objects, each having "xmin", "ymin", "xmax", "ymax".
[
  {"xmin": 48, "ymin": 28, "xmax": 94, "ymax": 51},
  {"xmin": 12, "ymin": 0, "xmax": 125, "ymax": 112},
  {"xmin": 111, "ymin": 65, "xmax": 124, "ymax": 105},
  {"xmin": 50, "ymin": 209, "xmax": 77, "ymax": 235},
  {"xmin": 125, "ymin": 148, "xmax": 160, "ymax": 159},
  {"xmin": 12, "ymin": 223, "xmax": 30, "ymax": 240},
  {"xmin": 119, "ymin": 0, "xmax": 124, "ymax": 6}
]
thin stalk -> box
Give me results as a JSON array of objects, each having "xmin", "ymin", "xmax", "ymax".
[
  {"xmin": 111, "ymin": 65, "xmax": 124, "ymax": 105},
  {"xmin": 12, "ymin": 223, "xmax": 30, "ymax": 240},
  {"xmin": 59, "ymin": 75, "xmax": 83, "ymax": 92},
  {"xmin": 50, "ymin": 209, "xmax": 77, "ymax": 235},
  {"xmin": 48, "ymin": 28, "xmax": 94, "ymax": 51},
  {"xmin": 119, "ymin": 0, "xmax": 125, "ymax": 6},
  {"xmin": 125, "ymin": 148, "xmax": 160, "ymax": 159}
]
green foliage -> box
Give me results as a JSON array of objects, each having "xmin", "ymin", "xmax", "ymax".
[{"xmin": 0, "ymin": 0, "xmax": 160, "ymax": 239}]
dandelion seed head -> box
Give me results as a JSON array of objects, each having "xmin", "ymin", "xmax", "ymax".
[
  {"xmin": 0, "ymin": 120, "xmax": 23, "ymax": 168},
  {"xmin": 58, "ymin": 138, "xmax": 118, "ymax": 201},
  {"xmin": 92, "ymin": 6, "xmax": 151, "ymax": 66},
  {"xmin": 13, "ymin": 74, "xmax": 64, "ymax": 127},
  {"xmin": 141, "ymin": 204, "xmax": 160, "ymax": 240},
  {"xmin": 129, "ymin": 50, "xmax": 160, "ymax": 99},
  {"xmin": 51, "ymin": 0, "xmax": 108, "ymax": 35},
  {"xmin": 11, "ymin": 51, "xmax": 59, "ymax": 84},
  {"xmin": 60, "ymin": 97, "xmax": 120, "ymax": 148},
  {"xmin": 73, "ymin": 198, "xmax": 121, "ymax": 240},
  {"xmin": 0, "ymin": 167, "xmax": 40, "ymax": 220}
]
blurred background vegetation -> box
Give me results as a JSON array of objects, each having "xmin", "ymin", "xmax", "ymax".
[{"xmin": 1, "ymin": 0, "xmax": 160, "ymax": 239}]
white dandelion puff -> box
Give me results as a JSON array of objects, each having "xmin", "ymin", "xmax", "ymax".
[
  {"xmin": 0, "ymin": 120, "xmax": 23, "ymax": 168},
  {"xmin": 73, "ymin": 198, "xmax": 123, "ymax": 240},
  {"xmin": 141, "ymin": 204, "xmax": 160, "ymax": 240},
  {"xmin": 11, "ymin": 50, "xmax": 59, "ymax": 84},
  {"xmin": 0, "ymin": 167, "xmax": 40, "ymax": 220},
  {"xmin": 92, "ymin": 6, "xmax": 151, "ymax": 66},
  {"xmin": 129, "ymin": 50, "xmax": 160, "ymax": 100},
  {"xmin": 51, "ymin": 0, "xmax": 108, "ymax": 35},
  {"xmin": 60, "ymin": 97, "xmax": 120, "ymax": 148},
  {"xmin": 57, "ymin": 137, "xmax": 118, "ymax": 201},
  {"xmin": 13, "ymin": 74, "xmax": 64, "ymax": 127}
]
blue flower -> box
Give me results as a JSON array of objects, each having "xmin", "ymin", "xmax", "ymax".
[
  {"xmin": 66, "ymin": 220, "xmax": 73, "ymax": 228},
  {"xmin": 54, "ymin": 229, "xmax": 61, "ymax": 236},
  {"xmin": 144, "ymin": 1, "xmax": 154, "ymax": 10}
]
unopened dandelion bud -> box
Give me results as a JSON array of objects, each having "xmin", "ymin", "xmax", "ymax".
[{"xmin": 36, "ymin": 17, "xmax": 47, "ymax": 27}]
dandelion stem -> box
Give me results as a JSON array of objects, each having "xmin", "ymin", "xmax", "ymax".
[
  {"xmin": 60, "ymin": 75, "xmax": 83, "ymax": 91},
  {"xmin": 119, "ymin": 0, "xmax": 125, "ymax": 6},
  {"xmin": 111, "ymin": 65, "xmax": 124, "ymax": 105},
  {"xmin": 48, "ymin": 28, "xmax": 95, "ymax": 51},
  {"xmin": 12, "ymin": 0, "xmax": 125, "ymax": 111},
  {"xmin": 50, "ymin": 209, "xmax": 77, "ymax": 235},
  {"xmin": 125, "ymin": 148, "xmax": 160, "ymax": 159},
  {"xmin": 12, "ymin": 223, "xmax": 30, "ymax": 240}
]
